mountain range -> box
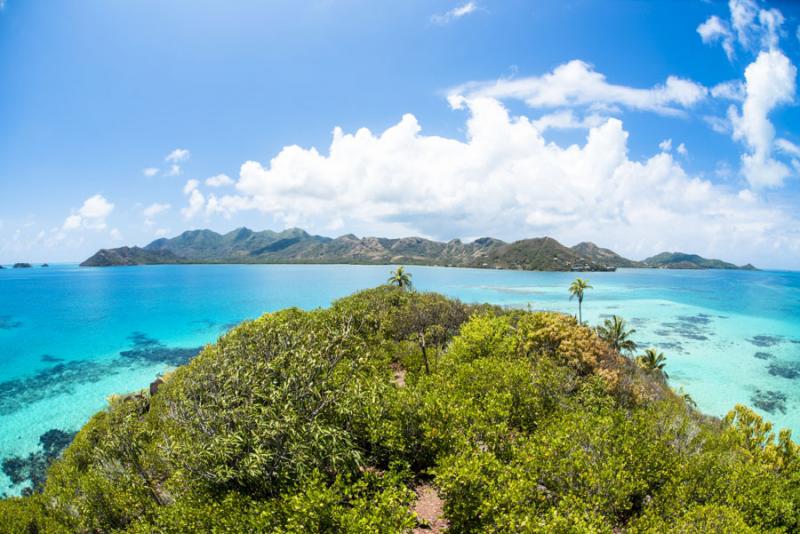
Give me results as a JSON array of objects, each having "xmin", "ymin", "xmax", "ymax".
[{"xmin": 80, "ymin": 227, "xmax": 757, "ymax": 272}]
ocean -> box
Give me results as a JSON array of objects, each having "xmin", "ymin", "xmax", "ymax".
[{"xmin": 1, "ymin": 263, "xmax": 799, "ymax": 495}]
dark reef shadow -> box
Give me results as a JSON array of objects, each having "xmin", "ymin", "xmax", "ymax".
[
  {"xmin": 0, "ymin": 315, "xmax": 22, "ymax": 330},
  {"xmin": 750, "ymin": 389, "xmax": 787, "ymax": 415}
]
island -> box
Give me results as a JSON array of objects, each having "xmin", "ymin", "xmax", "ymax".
[
  {"xmin": 12, "ymin": 263, "xmax": 33, "ymax": 269},
  {"xmin": 81, "ymin": 227, "xmax": 757, "ymax": 272},
  {"xmin": 641, "ymin": 252, "xmax": 757, "ymax": 270},
  {"xmin": 81, "ymin": 228, "xmax": 617, "ymax": 271},
  {"xmin": 0, "ymin": 285, "xmax": 795, "ymax": 532}
]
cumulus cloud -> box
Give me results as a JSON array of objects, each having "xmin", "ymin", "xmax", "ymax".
[
  {"xmin": 450, "ymin": 60, "xmax": 707, "ymax": 116},
  {"xmin": 431, "ymin": 2, "xmax": 478, "ymax": 25},
  {"xmin": 142, "ymin": 167, "xmax": 159, "ymax": 177},
  {"xmin": 728, "ymin": 49, "xmax": 796, "ymax": 188},
  {"xmin": 205, "ymin": 173, "xmax": 234, "ymax": 187},
  {"xmin": 659, "ymin": 139, "xmax": 672, "ymax": 152},
  {"xmin": 677, "ymin": 143, "xmax": 688, "ymax": 157},
  {"xmin": 62, "ymin": 194, "xmax": 114, "ymax": 231},
  {"xmin": 166, "ymin": 148, "xmax": 191, "ymax": 163},
  {"xmin": 181, "ymin": 179, "xmax": 205, "ymax": 219},
  {"xmin": 185, "ymin": 97, "xmax": 799, "ymax": 264}
]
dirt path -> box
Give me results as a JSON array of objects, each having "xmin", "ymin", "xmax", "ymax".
[
  {"xmin": 391, "ymin": 362, "xmax": 406, "ymax": 387},
  {"xmin": 412, "ymin": 484, "xmax": 448, "ymax": 533}
]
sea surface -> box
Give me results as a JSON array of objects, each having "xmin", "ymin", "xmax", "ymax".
[{"xmin": 1, "ymin": 263, "xmax": 799, "ymax": 495}]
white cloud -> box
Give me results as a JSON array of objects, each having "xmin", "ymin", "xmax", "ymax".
[
  {"xmin": 659, "ymin": 139, "xmax": 672, "ymax": 152},
  {"xmin": 730, "ymin": 0, "xmax": 759, "ymax": 47},
  {"xmin": 192, "ymin": 97, "xmax": 799, "ymax": 265},
  {"xmin": 677, "ymin": 143, "xmax": 688, "ymax": 156},
  {"xmin": 163, "ymin": 149, "xmax": 190, "ymax": 177},
  {"xmin": 79, "ymin": 195, "xmax": 114, "ymax": 219},
  {"xmin": 205, "ymin": 173, "xmax": 234, "ymax": 187},
  {"xmin": 181, "ymin": 179, "xmax": 205, "ymax": 219},
  {"xmin": 142, "ymin": 167, "xmax": 159, "ymax": 177},
  {"xmin": 431, "ymin": 2, "xmax": 478, "ymax": 25},
  {"xmin": 165, "ymin": 164, "xmax": 183, "ymax": 177},
  {"xmin": 109, "ymin": 228, "xmax": 123, "ymax": 241},
  {"xmin": 166, "ymin": 148, "xmax": 191, "ymax": 163},
  {"xmin": 62, "ymin": 214, "xmax": 82, "ymax": 231},
  {"xmin": 143, "ymin": 202, "xmax": 171, "ymax": 218},
  {"xmin": 704, "ymin": 115, "xmax": 731, "ymax": 134},
  {"xmin": 183, "ymin": 179, "xmax": 199, "ymax": 194},
  {"xmin": 697, "ymin": 15, "xmax": 735, "ymax": 59},
  {"xmin": 701, "ymin": 0, "xmax": 786, "ymax": 58},
  {"xmin": 758, "ymin": 7, "xmax": 784, "ymax": 50},
  {"xmin": 530, "ymin": 110, "xmax": 606, "ymax": 132},
  {"xmin": 711, "ymin": 80, "xmax": 745, "ymax": 101},
  {"xmin": 62, "ymin": 194, "xmax": 114, "ymax": 231},
  {"xmin": 775, "ymin": 138, "xmax": 800, "ymax": 157},
  {"xmin": 729, "ymin": 49, "xmax": 796, "ymax": 188},
  {"xmin": 182, "ymin": 190, "xmax": 205, "ymax": 219},
  {"xmin": 142, "ymin": 202, "xmax": 171, "ymax": 226},
  {"xmin": 450, "ymin": 60, "xmax": 707, "ymax": 116}
]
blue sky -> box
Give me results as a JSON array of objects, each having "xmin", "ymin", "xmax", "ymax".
[{"xmin": 1, "ymin": 1, "xmax": 800, "ymax": 268}]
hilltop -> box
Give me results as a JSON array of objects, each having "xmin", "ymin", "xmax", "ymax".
[
  {"xmin": 80, "ymin": 228, "xmax": 757, "ymax": 272},
  {"xmin": 0, "ymin": 286, "xmax": 796, "ymax": 531}
]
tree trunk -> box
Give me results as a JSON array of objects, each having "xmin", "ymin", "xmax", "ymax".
[{"xmin": 420, "ymin": 334, "xmax": 430, "ymax": 374}]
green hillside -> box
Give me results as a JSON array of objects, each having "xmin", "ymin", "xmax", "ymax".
[
  {"xmin": 571, "ymin": 242, "xmax": 645, "ymax": 268},
  {"xmin": 1, "ymin": 285, "xmax": 796, "ymax": 532},
  {"xmin": 643, "ymin": 252, "xmax": 757, "ymax": 270}
]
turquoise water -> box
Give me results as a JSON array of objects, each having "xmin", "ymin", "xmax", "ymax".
[{"xmin": 1, "ymin": 264, "xmax": 799, "ymax": 495}]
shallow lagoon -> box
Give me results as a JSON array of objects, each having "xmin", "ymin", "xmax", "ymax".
[{"xmin": 1, "ymin": 263, "xmax": 799, "ymax": 495}]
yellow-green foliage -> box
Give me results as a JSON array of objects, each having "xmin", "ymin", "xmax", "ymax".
[{"xmin": 1, "ymin": 286, "xmax": 798, "ymax": 533}]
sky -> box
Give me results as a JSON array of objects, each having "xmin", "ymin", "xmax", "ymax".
[{"xmin": 2, "ymin": 0, "xmax": 800, "ymax": 269}]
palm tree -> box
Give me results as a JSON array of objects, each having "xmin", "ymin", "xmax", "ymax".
[
  {"xmin": 596, "ymin": 315, "xmax": 637, "ymax": 354},
  {"xmin": 568, "ymin": 278, "xmax": 592, "ymax": 324},
  {"xmin": 388, "ymin": 266, "xmax": 413, "ymax": 290},
  {"xmin": 675, "ymin": 387, "xmax": 696, "ymax": 408},
  {"xmin": 636, "ymin": 348, "xmax": 669, "ymax": 379}
]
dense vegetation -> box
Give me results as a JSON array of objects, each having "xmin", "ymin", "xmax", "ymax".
[{"xmin": 1, "ymin": 285, "xmax": 797, "ymax": 532}]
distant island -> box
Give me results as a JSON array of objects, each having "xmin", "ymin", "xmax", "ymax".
[
  {"xmin": 80, "ymin": 227, "xmax": 757, "ymax": 272},
  {"xmin": 12, "ymin": 263, "xmax": 33, "ymax": 269}
]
